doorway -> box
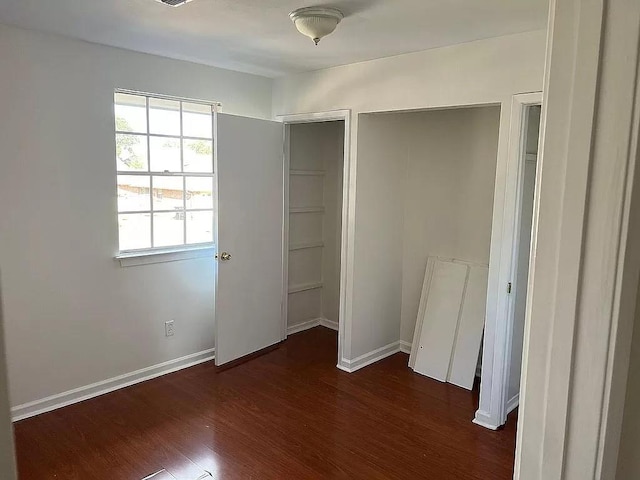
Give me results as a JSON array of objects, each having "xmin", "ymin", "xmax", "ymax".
[
  {"xmin": 354, "ymin": 105, "xmax": 501, "ymax": 377},
  {"xmin": 475, "ymin": 92, "xmax": 543, "ymax": 430},
  {"xmin": 505, "ymin": 104, "xmax": 541, "ymax": 414},
  {"xmin": 214, "ymin": 111, "xmax": 351, "ymax": 368},
  {"xmin": 280, "ymin": 113, "xmax": 350, "ymax": 364}
]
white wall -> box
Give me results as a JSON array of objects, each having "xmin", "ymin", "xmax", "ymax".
[
  {"xmin": 273, "ymin": 30, "xmax": 546, "ymax": 116},
  {"xmin": 400, "ymin": 107, "xmax": 501, "ymax": 344},
  {"xmin": 353, "ymin": 106, "xmax": 500, "ymax": 360},
  {"xmin": 321, "ymin": 123, "xmax": 345, "ymax": 325},
  {"xmin": 274, "ymin": 30, "xmax": 546, "ymax": 362},
  {"xmin": 351, "ymin": 114, "xmax": 408, "ymax": 358},
  {"xmin": 0, "ymin": 24, "xmax": 272, "ymax": 408},
  {"xmin": 525, "ymin": 106, "xmax": 542, "ymax": 155}
]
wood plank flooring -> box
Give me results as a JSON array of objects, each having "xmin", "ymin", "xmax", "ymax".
[{"xmin": 13, "ymin": 327, "xmax": 517, "ymax": 479}]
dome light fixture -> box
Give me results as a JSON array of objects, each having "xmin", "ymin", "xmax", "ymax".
[{"xmin": 289, "ymin": 7, "xmax": 344, "ymax": 45}]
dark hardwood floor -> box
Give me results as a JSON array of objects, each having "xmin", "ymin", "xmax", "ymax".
[{"xmin": 13, "ymin": 327, "xmax": 517, "ymax": 479}]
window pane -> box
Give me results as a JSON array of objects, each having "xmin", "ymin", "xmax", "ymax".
[
  {"xmin": 149, "ymin": 98, "xmax": 180, "ymax": 136},
  {"xmin": 114, "ymin": 93, "xmax": 147, "ymax": 134},
  {"xmin": 152, "ymin": 176, "xmax": 183, "ymax": 211},
  {"xmin": 115, "ymin": 133, "xmax": 148, "ymax": 171},
  {"xmin": 150, "ymin": 136, "xmax": 181, "ymax": 172},
  {"xmin": 117, "ymin": 175, "xmax": 150, "ymax": 212},
  {"xmin": 183, "ymin": 102, "xmax": 212, "ymax": 139},
  {"xmin": 183, "ymin": 139, "xmax": 213, "ymax": 173},
  {"xmin": 186, "ymin": 177, "xmax": 214, "ymax": 209},
  {"xmin": 153, "ymin": 212, "xmax": 184, "ymax": 247},
  {"xmin": 186, "ymin": 211, "xmax": 213, "ymax": 244},
  {"xmin": 118, "ymin": 213, "xmax": 151, "ymax": 250}
]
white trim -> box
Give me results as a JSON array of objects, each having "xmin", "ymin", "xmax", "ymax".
[
  {"xmin": 116, "ymin": 245, "xmax": 215, "ymax": 267},
  {"xmin": 281, "ymin": 122, "xmax": 290, "ymax": 341},
  {"xmin": 472, "ymin": 411, "xmax": 500, "ymax": 431},
  {"xmin": 506, "ymin": 393, "xmax": 519, "ymax": 415},
  {"xmin": 319, "ymin": 318, "xmax": 339, "ymax": 331},
  {"xmin": 290, "ymin": 169, "xmax": 326, "ymax": 176},
  {"xmin": 289, "ymin": 206, "xmax": 325, "ymax": 214},
  {"xmin": 337, "ymin": 341, "xmax": 400, "ymax": 373},
  {"xmin": 289, "ymin": 241, "xmax": 324, "ymax": 251},
  {"xmin": 278, "ymin": 110, "xmax": 350, "ymax": 124},
  {"xmin": 11, "ymin": 348, "xmax": 215, "ymax": 422},
  {"xmin": 288, "ymin": 282, "xmax": 324, "ymax": 294},
  {"xmin": 287, "ymin": 318, "xmax": 321, "ymax": 335},
  {"xmin": 286, "ymin": 317, "xmax": 339, "ymax": 336},
  {"xmin": 278, "ymin": 110, "xmax": 353, "ymax": 376},
  {"xmin": 212, "ymin": 108, "xmax": 222, "ymax": 357},
  {"xmin": 115, "ymin": 88, "xmax": 221, "ymax": 108},
  {"xmin": 476, "ymin": 92, "xmax": 542, "ymax": 430},
  {"xmin": 399, "ymin": 340, "xmax": 412, "ymax": 354}
]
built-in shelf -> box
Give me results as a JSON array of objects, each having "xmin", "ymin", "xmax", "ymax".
[
  {"xmin": 289, "ymin": 241, "xmax": 325, "ymax": 251},
  {"xmin": 290, "ymin": 169, "xmax": 326, "ymax": 176},
  {"xmin": 289, "ymin": 206, "xmax": 325, "ymax": 214},
  {"xmin": 288, "ymin": 282, "xmax": 324, "ymax": 294}
]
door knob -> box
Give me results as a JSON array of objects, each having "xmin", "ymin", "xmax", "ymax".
[{"xmin": 218, "ymin": 252, "xmax": 232, "ymax": 261}]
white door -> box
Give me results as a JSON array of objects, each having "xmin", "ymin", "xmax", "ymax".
[{"xmin": 215, "ymin": 113, "xmax": 284, "ymax": 366}]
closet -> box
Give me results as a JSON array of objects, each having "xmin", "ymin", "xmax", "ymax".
[
  {"xmin": 348, "ymin": 106, "xmax": 501, "ymax": 369},
  {"xmin": 286, "ymin": 121, "xmax": 345, "ymax": 335}
]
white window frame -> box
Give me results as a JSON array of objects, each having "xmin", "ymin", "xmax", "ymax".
[{"xmin": 113, "ymin": 89, "xmax": 220, "ymax": 266}]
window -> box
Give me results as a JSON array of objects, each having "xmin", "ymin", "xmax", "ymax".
[{"xmin": 114, "ymin": 91, "xmax": 216, "ymax": 253}]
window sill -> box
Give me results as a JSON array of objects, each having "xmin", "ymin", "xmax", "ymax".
[{"xmin": 115, "ymin": 245, "xmax": 215, "ymax": 267}]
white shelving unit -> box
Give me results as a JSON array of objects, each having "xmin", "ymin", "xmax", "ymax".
[{"xmin": 286, "ymin": 122, "xmax": 344, "ymax": 333}]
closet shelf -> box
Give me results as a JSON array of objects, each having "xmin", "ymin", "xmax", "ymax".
[
  {"xmin": 288, "ymin": 282, "xmax": 324, "ymax": 294},
  {"xmin": 290, "ymin": 169, "xmax": 326, "ymax": 176},
  {"xmin": 289, "ymin": 241, "xmax": 325, "ymax": 251},
  {"xmin": 289, "ymin": 206, "xmax": 325, "ymax": 214}
]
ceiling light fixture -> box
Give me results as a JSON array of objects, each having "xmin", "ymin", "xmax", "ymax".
[
  {"xmin": 289, "ymin": 7, "xmax": 344, "ymax": 45},
  {"xmin": 155, "ymin": 0, "xmax": 193, "ymax": 7}
]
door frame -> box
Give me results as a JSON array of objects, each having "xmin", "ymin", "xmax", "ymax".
[
  {"xmin": 277, "ymin": 110, "xmax": 352, "ymax": 369},
  {"xmin": 475, "ymin": 92, "xmax": 543, "ymax": 430}
]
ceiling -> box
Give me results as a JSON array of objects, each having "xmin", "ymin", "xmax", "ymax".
[{"xmin": 0, "ymin": 0, "xmax": 549, "ymax": 77}]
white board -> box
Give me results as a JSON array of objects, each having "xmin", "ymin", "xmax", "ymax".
[
  {"xmin": 449, "ymin": 264, "xmax": 489, "ymax": 389},
  {"xmin": 412, "ymin": 259, "xmax": 468, "ymax": 381},
  {"xmin": 408, "ymin": 257, "xmax": 435, "ymax": 369},
  {"xmin": 409, "ymin": 256, "xmax": 488, "ymax": 390}
]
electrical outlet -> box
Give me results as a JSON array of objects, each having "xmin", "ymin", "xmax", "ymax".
[{"xmin": 165, "ymin": 320, "xmax": 175, "ymax": 337}]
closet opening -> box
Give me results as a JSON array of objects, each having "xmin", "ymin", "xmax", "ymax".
[
  {"xmin": 503, "ymin": 103, "xmax": 541, "ymax": 417},
  {"xmin": 281, "ymin": 116, "xmax": 348, "ymax": 363},
  {"xmin": 352, "ymin": 97, "xmax": 542, "ymax": 476},
  {"xmin": 356, "ymin": 104, "xmax": 502, "ymax": 393}
]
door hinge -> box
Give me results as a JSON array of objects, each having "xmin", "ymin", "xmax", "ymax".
[{"xmin": 507, "ymin": 282, "xmax": 512, "ymax": 294}]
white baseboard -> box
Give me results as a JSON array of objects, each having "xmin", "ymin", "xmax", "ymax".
[
  {"xmin": 337, "ymin": 341, "xmax": 401, "ymax": 373},
  {"xmin": 287, "ymin": 317, "xmax": 339, "ymax": 336},
  {"xmin": 399, "ymin": 340, "xmax": 412, "ymax": 354},
  {"xmin": 319, "ymin": 318, "xmax": 339, "ymax": 331},
  {"xmin": 11, "ymin": 347, "xmax": 215, "ymax": 422},
  {"xmin": 506, "ymin": 394, "xmax": 519, "ymax": 414},
  {"xmin": 287, "ymin": 318, "xmax": 321, "ymax": 335},
  {"xmin": 472, "ymin": 409, "xmax": 500, "ymax": 430}
]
